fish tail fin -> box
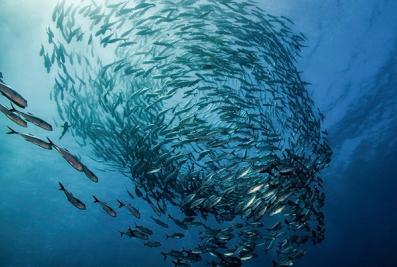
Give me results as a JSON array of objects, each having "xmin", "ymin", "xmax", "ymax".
[
  {"xmin": 119, "ymin": 231, "xmax": 124, "ymax": 237},
  {"xmin": 47, "ymin": 137, "xmax": 55, "ymax": 146},
  {"xmin": 117, "ymin": 199, "xmax": 124, "ymax": 208},
  {"xmin": 6, "ymin": 126, "xmax": 17, "ymax": 135},
  {"xmin": 93, "ymin": 195, "xmax": 100, "ymax": 203},
  {"xmin": 9, "ymin": 102, "xmax": 16, "ymax": 112},
  {"xmin": 165, "ymin": 235, "xmax": 169, "ymax": 240},
  {"xmin": 58, "ymin": 182, "xmax": 65, "ymax": 191}
]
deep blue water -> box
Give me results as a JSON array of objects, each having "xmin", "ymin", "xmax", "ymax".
[{"xmin": 1, "ymin": 1, "xmax": 397, "ymax": 266}]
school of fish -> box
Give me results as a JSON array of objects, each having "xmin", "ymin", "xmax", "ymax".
[{"xmin": 0, "ymin": 0, "xmax": 333, "ymax": 266}]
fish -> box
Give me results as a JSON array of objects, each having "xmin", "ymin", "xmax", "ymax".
[
  {"xmin": 82, "ymin": 165, "xmax": 98, "ymax": 183},
  {"xmin": 6, "ymin": 127, "xmax": 52, "ymax": 150},
  {"xmin": 131, "ymin": 230, "xmax": 149, "ymax": 240},
  {"xmin": 0, "ymin": 103, "xmax": 27, "ymax": 127},
  {"xmin": 42, "ymin": 0, "xmax": 333, "ymax": 266},
  {"xmin": 0, "ymin": 81, "xmax": 27, "ymax": 108},
  {"xmin": 134, "ymin": 186, "xmax": 143, "ymax": 198},
  {"xmin": 120, "ymin": 227, "xmax": 149, "ymax": 240},
  {"xmin": 59, "ymin": 121, "xmax": 70, "ymax": 140},
  {"xmin": 120, "ymin": 227, "xmax": 135, "ymax": 238},
  {"xmin": 144, "ymin": 241, "xmax": 161, "ymax": 248},
  {"xmin": 58, "ymin": 182, "xmax": 86, "ymax": 210},
  {"xmin": 248, "ymin": 184, "xmax": 265, "ymax": 194},
  {"xmin": 151, "ymin": 216, "xmax": 169, "ymax": 228},
  {"xmin": 127, "ymin": 190, "xmax": 135, "ymax": 200},
  {"xmin": 147, "ymin": 168, "xmax": 161, "ymax": 174},
  {"xmin": 9, "ymin": 103, "xmax": 52, "ymax": 131},
  {"xmin": 93, "ymin": 195, "xmax": 117, "ymax": 217},
  {"xmin": 117, "ymin": 200, "xmax": 140, "ymax": 219},
  {"xmin": 168, "ymin": 214, "xmax": 188, "ymax": 230},
  {"xmin": 47, "ymin": 138, "xmax": 84, "ymax": 171},
  {"xmin": 135, "ymin": 224, "xmax": 153, "ymax": 235},
  {"xmin": 166, "ymin": 232, "xmax": 184, "ymax": 239}
]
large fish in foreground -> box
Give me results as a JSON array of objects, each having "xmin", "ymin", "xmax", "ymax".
[
  {"xmin": 47, "ymin": 138, "xmax": 84, "ymax": 171},
  {"xmin": 9, "ymin": 103, "xmax": 53, "ymax": 131},
  {"xmin": 6, "ymin": 127, "xmax": 52, "ymax": 150},
  {"xmin": 0, "ymin": 81, "xmax": 27, "ymax": 108},
  {"xmin": 0, "ymin": 103, "xmax": 27, "ymax": 127}
]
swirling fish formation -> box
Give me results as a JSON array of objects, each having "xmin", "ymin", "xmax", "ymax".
[{"xmin": 38, "ymin": 0, "xmax": 333, "ymax": 266}]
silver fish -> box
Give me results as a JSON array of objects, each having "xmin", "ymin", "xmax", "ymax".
[
  {"xmin": 47, "ymin": 138, "xmax": 84, "ymax": 171},
  {"xmin": 0, "ymin": 82, "xmax": 27, "ymax": 108},
  {"xmin": 6, "ymin": 127, "xmax": 51, "ymax": 150},
  {"xmin": 9, "ymin": 103, "xmax": 52, "ymax": 131},
  {"xmin": 0, "ymin": 103, "xmax": 27, "ymax": 127}
]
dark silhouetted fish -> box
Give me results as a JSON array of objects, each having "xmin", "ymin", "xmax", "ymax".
[
  {"xmin": 59, "ymin": 121, "xmax": 69, "ymax": 140},
  {"xmin": 151, "ymin": 216, "xmax": 169, "ymax": 228},
  {"xmin": 117, "ymin": 200, "xmax": 140, "ymax": 219},
  {"xmin": 166, "ymin": 232, "xmax": 185, "ymax": 239},
  {"xmin": 144, "ymin": 241, "xmax": 161, "ymax": 248},
  {"xmin": 58, "ymin": 182, "xmax": 86, "ymax": 210},
  {"xmin": 93, "ymin": 195, "xmax": 117, "ymax": 217},
  {"xmin": 82, "ymin": 164, "xmax": 98, "ymax": 183}
]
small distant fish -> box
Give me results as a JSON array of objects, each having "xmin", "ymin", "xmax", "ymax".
[
  {"xmin": 135, "ymin": 185, "xmax": 143, "ymax": 198},
  {"xmin": 248, "ymin": 184, "xmax": 264, "ymax": 194},
  {"xmin": 0, "ymin": 103, "xmax": 27, "ymax": 127},
  {"xmin": 166, "ymin": 232, "xmax": 185, "ymax": 239},
  {"xmin": 144, "ymin": 241, "xmax": 161, "ymax": 248},
  {"xmin": 117, "ymin": 200, "xmax": 140, "ymax": 219},
  {"xmin": 135, "ymin": 224, "xmax": 153, "ymax": 235},
  {"xmin": 151, "ymin": 216, "xmax": 169, "ymax": 228},
  {"xmin": 147, "ymin": 168, "xmax": 161, "ymax": 174},
  {"xmin": 58, "ymin": 182, "xmax": 86, "ymax": 210},
  {"xmin": 59, "ymin": 121, "xmax": 70, "ymax": 140},
  {"xmin": 131, "ymin": 230, "xmax": 149, "ymax": 240},
  {"xmin": 120, "ymin": 227, "xmax": 135, "ymax": 238},
  {"xmin": 120, "ymin": 227, "xmax": 149, "ymax": 240},
  {"xmin": 126, "ymin": 189, "xmax": 135, "ymax": 200},
  {"xmin": 9, "ymin": 103, "xmax": 53, "ymax": 131},
  {"xmin": 0, "ymin": 81, "xmax": 27, "ymax": 108},
  {"xmin": 6, "ymin": 127, "xmax": 52, "ymax": 150},
  {"xmin": 168, "ymin": 214, "xmax": 188, "ymax": 230},
  {"xmin": 272, "ymin": 259, "xmax": 294, "ymax": 266},
  {"xmin": 93, "ymin": 195, "xmax": 117, "ymax": 217},
  {"xmin": 47, "ymin": 138, "xmax": 84, "ymax": 171}
]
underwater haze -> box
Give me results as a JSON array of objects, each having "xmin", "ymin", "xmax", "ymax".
[{"xmin": 1, "ymin": 0, "xmax": 397, "ymax": 266}]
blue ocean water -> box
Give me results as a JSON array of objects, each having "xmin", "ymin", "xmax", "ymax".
[{"xmin": 0, "ymin": 1, "xmax": 396, "ymax": 266}]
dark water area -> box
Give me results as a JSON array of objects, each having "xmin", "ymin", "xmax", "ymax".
[{"xmin": 1, "ymin": 0, "xmax": 397, "ymax": 266}]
